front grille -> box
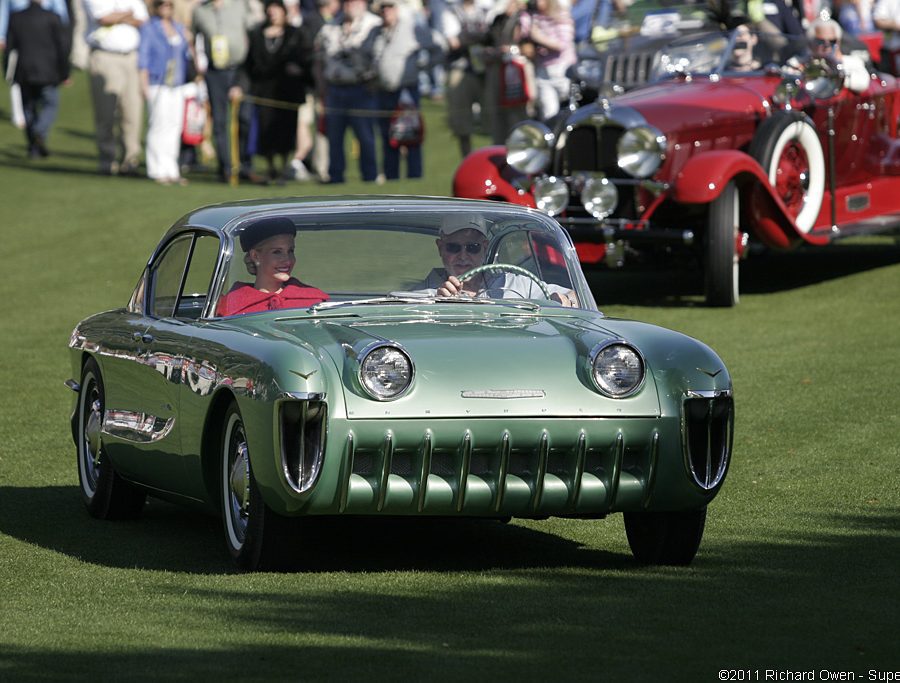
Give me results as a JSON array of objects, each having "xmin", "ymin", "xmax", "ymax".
[
  {"xmin": 683, "ymin": 396, "xmax": 733, "ymax": 490},
  {"xmin": 603, "ymin": 50, "xmax": 655, "ymax": 89},
  {"xmin": 338, "ymin": 425, "xmax": 663, "ymax": 515}
]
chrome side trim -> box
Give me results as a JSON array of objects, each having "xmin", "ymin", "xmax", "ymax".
[{"xmin": 103, "ymin": 410, "xmax": 174, "ymax": 444}]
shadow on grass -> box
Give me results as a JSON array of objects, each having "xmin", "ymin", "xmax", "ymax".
[
  {"xmin": 0, "ymin": 486, "xmax": 626, "ymax": 574},
  {"xmin": 587, "ymin": 242, "xmax": 900, "ymax": 307},
  {"xmin": 0, "ymin": 507, "xmax": 897, "ymax": 679}
]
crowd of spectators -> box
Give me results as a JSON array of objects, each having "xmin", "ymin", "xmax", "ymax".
[{"xmin": 1, "ymin": 0, "xmax": 898, "ymax": 184}]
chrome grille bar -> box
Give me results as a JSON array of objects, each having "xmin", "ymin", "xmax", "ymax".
[
  {"xmin": 339, "ymin": 432, "xmax": 355, "ymax": 513},
  {"xmin": 569, "ymin": 430, "xmax": 587, "ymax": 509},
  {"xmin": 456, "ymin": 430, "xmax": 473, "ymax": 512},
  {"xmin": 495, "ymin": 430, "xmax": 511, "ymax": 512},
  {"xmin": 531, "ymin": 431, "xmax": 550, "ymax": 511},
  {"xmin": 642, "ymin": 431, "xmax": 659, "ymax": 509},
  {"xmin": 376, "ymin": 431, "xmax": 394, "ymax": 512},
  {"xmin": 607, "ymin": 432, "xmax": 624, "ymax": 511},
  {"xmin": 417, "ymin": 429, "xmax": 433, "ymax": 512}
]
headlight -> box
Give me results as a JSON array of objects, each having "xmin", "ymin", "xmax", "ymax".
[
  {"xmin": 575, "ymin": 59, "xmax": 603, "ymax": 85},
  {"xmin": 581, "ymin": 175, "xmax": 618, "ymax": 219},
  {"xmin": 360, "ymin": 344, "xmax": 413, "ymax": 400},
  {"xmin": 506, "ymin": 121, "xmax": 554, "ymax": 175},
  {"xmin": 617, "ymin": 125, "xmax": 666, "ymax": 178},
  {"xmin": 533, "ymin": 176, "xmax": 569, "ymax": 216},
  {"xmin": 590, "ymin": 341, "xmax": 644, "ymax": 398}
]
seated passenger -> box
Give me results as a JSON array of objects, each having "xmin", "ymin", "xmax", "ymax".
[
  {"xmin": 217, "ymin": 217, "xmax": 329, "ymax": 316},
  {"xmin": 808, "ymin": 17, "xmax": 870, "ymax": 94},
  {"xmin": 413, "ymin": 214, "xmax": 578, "ymax": 307},
  {"xmin": 729, "ymin": 25, "xmax": 761, "ymax": 72}
]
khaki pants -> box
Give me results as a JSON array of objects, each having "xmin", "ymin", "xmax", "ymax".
[{"xmin": 89, "ymin": 49, "xmax": 143, "ymax": 172}]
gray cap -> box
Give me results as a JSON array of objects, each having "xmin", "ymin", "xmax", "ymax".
[{"xmin": 440, "ymin": 213, "xmax": 490, "ymax": 237}]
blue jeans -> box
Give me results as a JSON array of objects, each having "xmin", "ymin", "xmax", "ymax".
[
  {"xmin": 205, "ymin": 67, "xmax": 253, "ymax": 177},
  {"xmin": 376, "ymin": 88, "xmax": 423, "ymax": 180},
  {"xmin": 325, "ymin": 84, "xmax": 377, "ymax": 183},
  {"xmin": 20, "ymin": 83, "xmax": 60, "ymax": 146}
]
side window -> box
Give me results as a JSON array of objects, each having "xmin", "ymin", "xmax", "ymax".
[
  {"xmin": 149, "ymin": 235, "xmax": 192, "ymax": 318},
  {"xmin": 179, "ymin": 234, "xmax": 219, "ymax": 319}
]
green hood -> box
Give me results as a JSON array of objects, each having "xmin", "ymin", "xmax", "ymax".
[{"xmin": 273, "ymin": 307, "xmax": 663, "ymax": 419}]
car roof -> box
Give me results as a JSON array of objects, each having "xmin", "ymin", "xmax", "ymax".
[{"xmin": 172, "ymin": 196, "xmax": 538, "ymax": 233}]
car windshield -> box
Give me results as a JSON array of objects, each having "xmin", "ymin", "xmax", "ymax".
[
  {"xmin": 649, "ymin": 29, "xmax": 808, "ymax": 80},
  {"xmin": 215, "ymin": 205, "xmax": 596, "ymax": 316}
]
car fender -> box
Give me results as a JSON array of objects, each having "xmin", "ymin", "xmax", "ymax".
[
  {"xmin": 672, "ymin": 150, "xmax": 829, "ymax": 249},
  {"xmin": 452, "ymin": 146, "xmax": 536, "ymax": 207}
]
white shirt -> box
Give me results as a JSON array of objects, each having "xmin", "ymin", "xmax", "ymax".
[
  {"xmin": 83, "ymin": 0, "xmax": 148, "ymax": 53},
  {"xmin": 873, "ymin": 0, "xmax": 900, "ymax": 49}
]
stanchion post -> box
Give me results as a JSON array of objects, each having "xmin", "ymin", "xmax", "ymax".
[{"xmin": 229, "ymin": 95, "xmax": 241, "ymax": 187}]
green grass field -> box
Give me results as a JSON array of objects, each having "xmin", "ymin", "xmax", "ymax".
[{"xmin": 1, "ymin": 73, "xmax": 898, "ymax": 681}]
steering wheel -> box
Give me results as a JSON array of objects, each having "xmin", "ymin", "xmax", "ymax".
[{"xmin": 457, "ymin": 263, "xmax": 552, "ymax": 299}]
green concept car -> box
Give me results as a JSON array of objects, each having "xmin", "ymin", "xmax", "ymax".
[{"xmin": 67, "ymin": 197, "xmax": 733, "ymax": 570}]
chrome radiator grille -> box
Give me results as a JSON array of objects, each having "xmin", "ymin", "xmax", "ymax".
[{"xmin": 337, "ymin": 425, "xmax": 662, "ymax": 516}]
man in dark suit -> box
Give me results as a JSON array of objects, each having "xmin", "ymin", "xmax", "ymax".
[{"xmin": 4, "ymin": 0, "xmax": 71, "ymax": 158}]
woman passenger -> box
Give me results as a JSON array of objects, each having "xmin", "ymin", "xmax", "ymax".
[{"xmin": 216, "ymin": 217, "xmax": 329, "ymax": 315}]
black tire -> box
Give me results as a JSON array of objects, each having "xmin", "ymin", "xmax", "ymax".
[
  {"xmin": 76, "ymin": 358, "xmax": 146, "ymax": 519},
  {"xmin": 748, "ymin": 111, "xmax": 825, "ymax": 234},
  {"xmin": 624, "ymin": 508, "xmax": 707, "ymax": 566},
  {"xmin": 705, "ymin": 181, "xmax": 740, "ymax": 307},
  {"xmin": 220, "ymin": 402, "xmax": 293, "ymax": 571}
]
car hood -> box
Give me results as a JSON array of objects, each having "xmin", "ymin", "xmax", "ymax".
[
  {"xmin": 271, "ymin": 308, "xmax": 663, "ymax": 419},
  {"xmin": 612, "ymin": 78, "xmax": 771, "ymax": 137}
]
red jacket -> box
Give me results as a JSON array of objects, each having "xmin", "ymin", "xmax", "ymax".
[{"xmin": 217, "ymin": 278, "xmax": 329, "ymax": 316}]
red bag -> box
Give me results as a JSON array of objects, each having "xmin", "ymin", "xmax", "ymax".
[
  {"xmin": 500, "ymin": 53, "xmax": 533, "ymax": 108},
  {"xmin": 182, "ymin": 96, "xmax": 206, "ymax": 146},
  {"xmin": 388, "ymin": 105, "xmax": 424, "ymax": 148}
]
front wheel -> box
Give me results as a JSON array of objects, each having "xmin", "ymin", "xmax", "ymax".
[
  {"xmin": 704, "ymin": 181, "xmax": 740, "ymax": 307},
  {"xmin": 76, "ymin": 358, "xmax": 146, "ymax": 519},
  {"xmin": 624, "ymin": 508, "xmax": 707, "ymax": 566},
  {"xmin": 220, "ymin": 402, "xmax": 293, "ymax": 571}
]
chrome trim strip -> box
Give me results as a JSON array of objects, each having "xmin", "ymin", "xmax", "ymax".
[
  {"xmin": 532, "ymin": 431, "xmax": 549, "ymax": 511},
  {"xmin": 461, "ymin": 389, "xmax": 545, "ymax": 399},
  {"xmin": 456, "ymin": 430, "xmax": 473, "ymax": 513},
  {"xmin": 643, "ymin": 430, "xmax": 660, "ymax": 509},
  {"xmin": 65, "ymin": 379, "xmax": 81, "ymax": 393},
  {"xmin": 279, "ymin": 391, "xmax": 326, "ymax": 401},
  {"xmin": 495, "ymin": 431, "xmax": 511, "ymax": 513},
  {"xmin": 339, "ymin": 432, "xmax": 355, "ymax": 513},
  {"xmin": 376, "ymin": 430, "xmax": 394, "ymax": 512},
  {"xmin": 686, "ymin": 389, "xmax": 732, "ymax": 399},
  {"xmin": 570, "ymin": 430, "xmax": 587, "ymax": 509},
  {"xmin": 417, "ymin": 430, "xmax": 433, "ymax": 512},
  {"xmin": 607, "ymin": 432, "xmax": 624, "ymax": 511},
  {"xmin": 102, "ymin": 410, "xmax": 174, "ymax": 444}
]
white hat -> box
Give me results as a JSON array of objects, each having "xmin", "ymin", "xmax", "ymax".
[{"xmin": 440, "ymin": 213, "xmax": 490, "ymax": 237}]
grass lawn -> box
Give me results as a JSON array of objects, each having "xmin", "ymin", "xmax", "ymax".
[{"xmin": 0, "ymin": 72, "xmax": 898, "ymax": 681}]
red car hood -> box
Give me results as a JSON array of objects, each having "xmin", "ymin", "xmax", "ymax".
[{"xmin": 615, "ymin": 77, "xmax": 773, "ymax": 136}]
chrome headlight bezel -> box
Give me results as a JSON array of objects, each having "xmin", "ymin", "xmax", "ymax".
[
  {"xmin": 506, "ymin": 121, "xmax": 555, "ymax": 175},
  {"xmin": 359, "ymin": 343, "xmax": 414, "ymax": 401},
  {"xmin": 533, "ymin": 176, "xmax": 570, "ymax": 216},
  {"xmin": 589, "ymin": 340, "xmax": 645, "ymax": 398},
  {"xmin": 617, "ymin": 125, "xmax": 666, "ymax": 178},
  {"xmin": 581, "ymin": 174, "xmax": 619, "ymax": 219}
]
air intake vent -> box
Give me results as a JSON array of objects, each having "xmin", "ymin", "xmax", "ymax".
[
  {"xmin": 281, "ymin": 400, "xmax": 327, "ymax": 493},
  {"xmin": 683, "ymin": 395, "xmax": 733, "ymax": 490}
]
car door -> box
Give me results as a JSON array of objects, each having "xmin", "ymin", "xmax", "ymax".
[{"xmin": 109, "ymin": 230, "xmax": 220, "ymax": 496}]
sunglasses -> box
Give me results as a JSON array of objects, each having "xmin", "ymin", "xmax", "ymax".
[
  {"xmin": 813, "ymin": 38, "xmax": 838, "ymax": 48},
  {"xmin": 443, "ymin": 242, "xmax": 484, "ymax": 254}
]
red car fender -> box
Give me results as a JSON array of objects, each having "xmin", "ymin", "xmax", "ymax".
[
  {"xmin": 672, "ymin": 150, "xmax": 829, "ymax": 249},
  {"xmin": 452, "ymin": 146, "xmax": 535, "ymax": 207}
]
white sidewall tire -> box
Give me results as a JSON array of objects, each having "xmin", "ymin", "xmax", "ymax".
[{"xmin": 761, "ymin": 118, "xmax": 825, "ymax": 234}]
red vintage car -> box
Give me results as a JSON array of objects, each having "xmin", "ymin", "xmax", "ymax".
[{"xmin": 453, "ymin": 29, "xmax": 900, "ymax": 305}]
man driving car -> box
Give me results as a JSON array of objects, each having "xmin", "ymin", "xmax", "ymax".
[{"xmin": 412, "ymin": 214, "xmax": 578, "ymax": 306}]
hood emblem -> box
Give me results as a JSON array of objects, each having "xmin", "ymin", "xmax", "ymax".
[
  {"xmin": 697, "ymin": 367, "xmax": 722, "ymax": 378},
  {"xmin": 461, "ymin": 389, "xmax": 545, "ymax": 399},
  {"xmin": 291, "ymin": 369, "xmax": 318, "ymax": 380}
]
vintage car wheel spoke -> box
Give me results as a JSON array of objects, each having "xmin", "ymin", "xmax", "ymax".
[{"xmin": 224, "ymin": 415, "xmax": 250, "ymax": 547}]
